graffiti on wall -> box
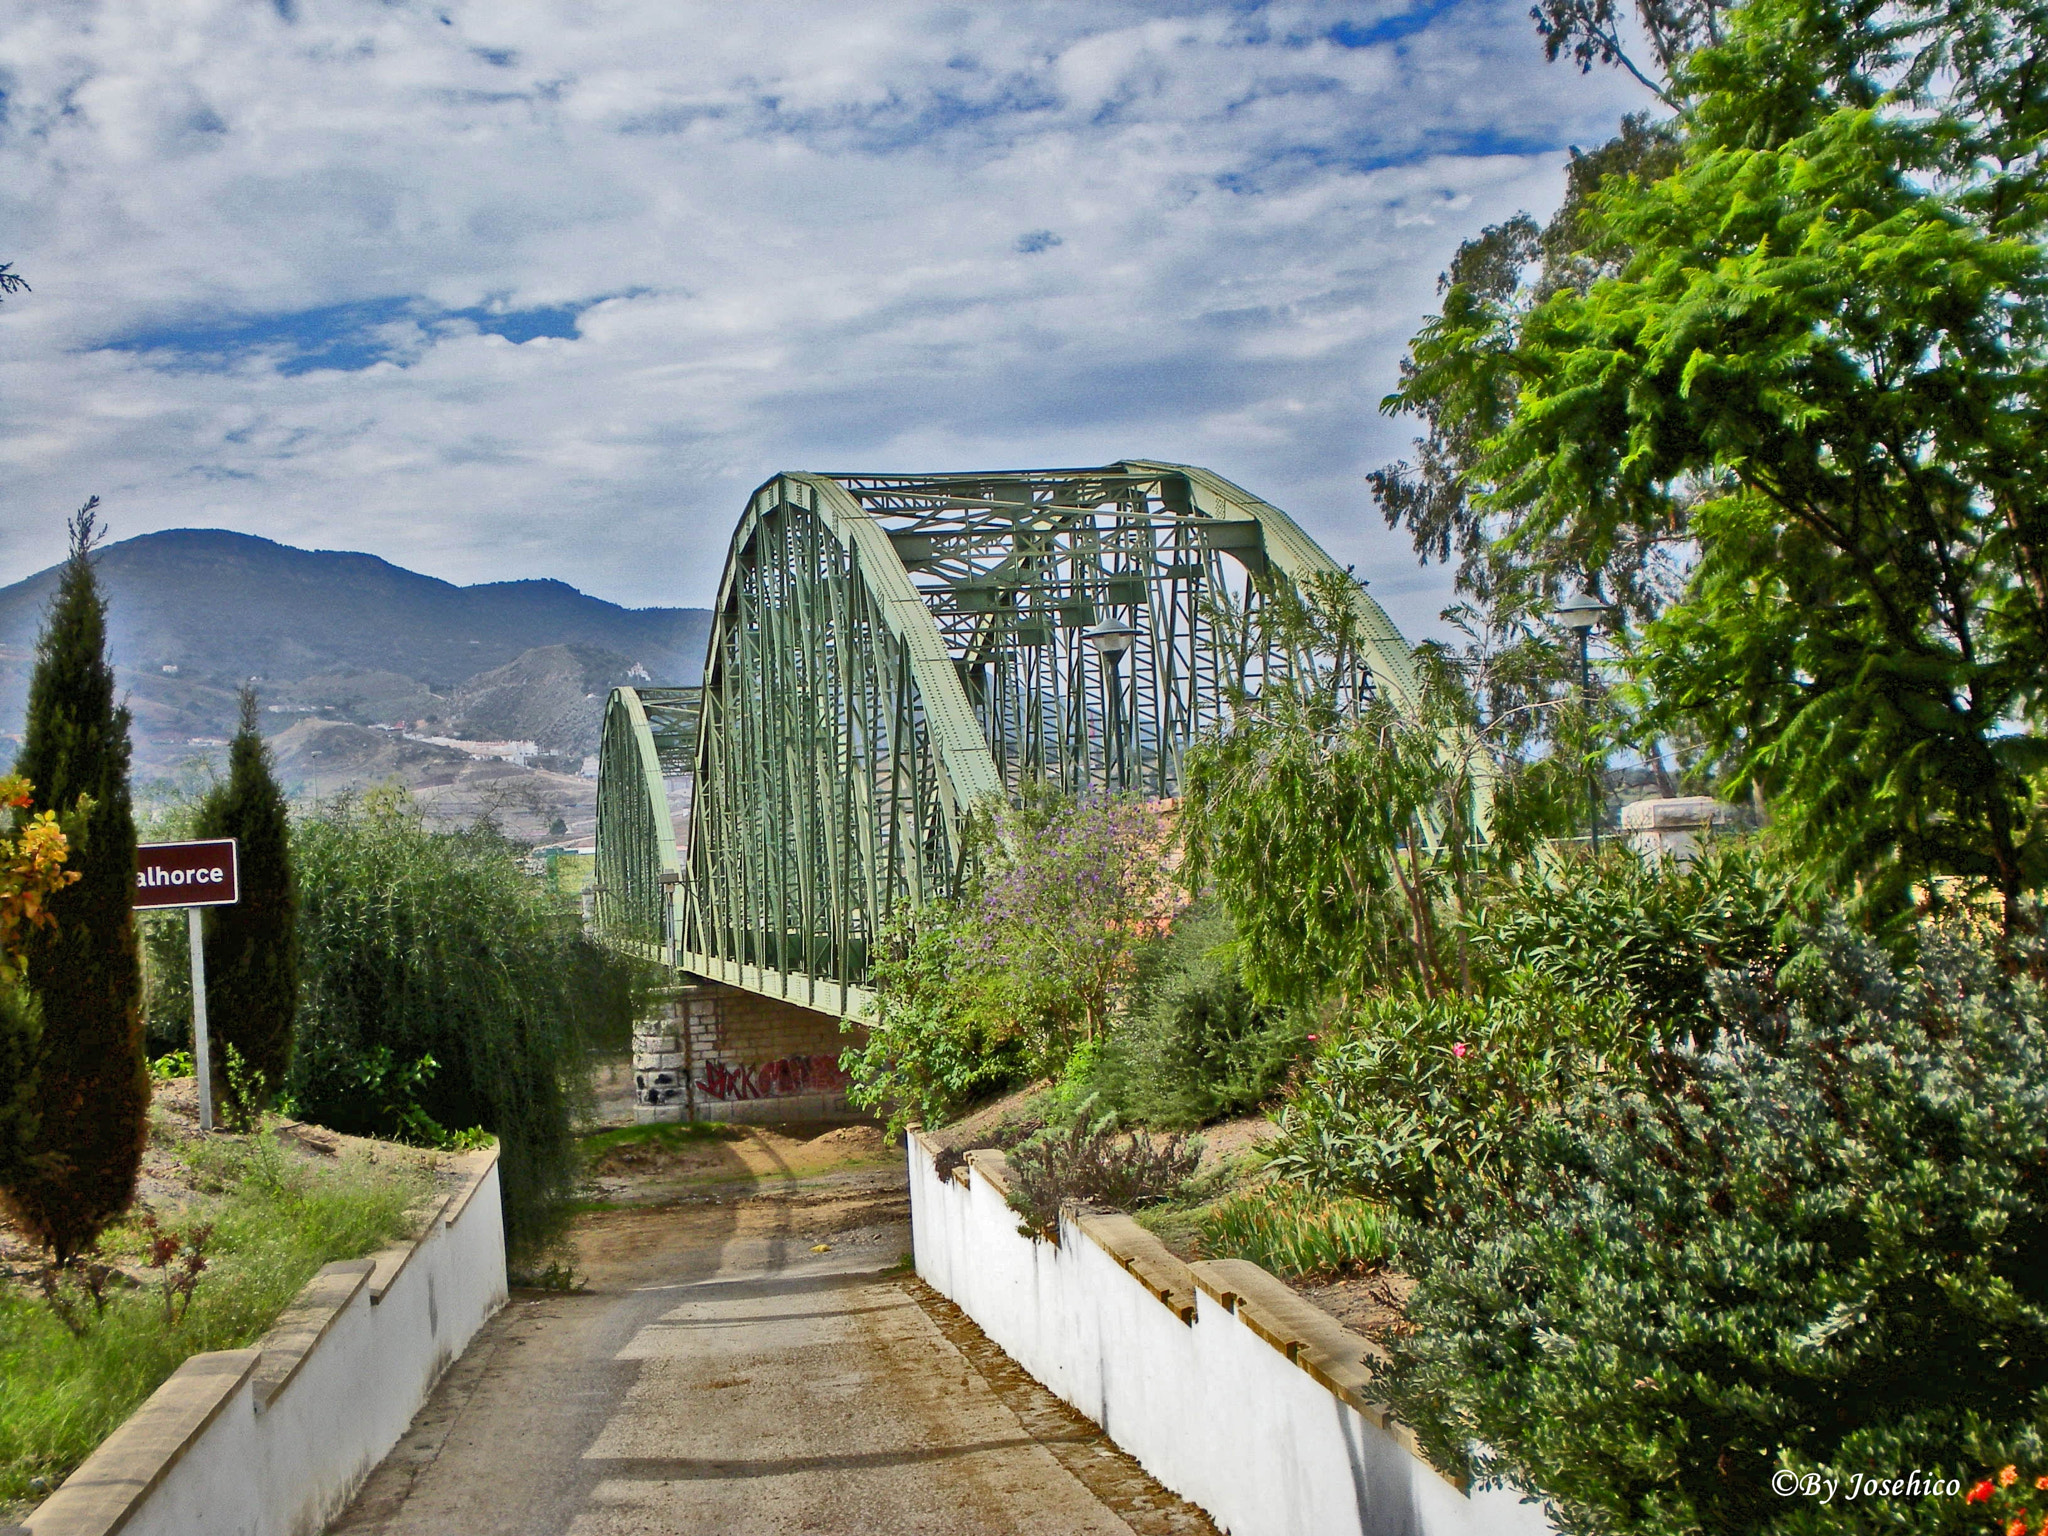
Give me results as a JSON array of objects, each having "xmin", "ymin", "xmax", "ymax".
[{"xmin": 696, "ymin": 1054, "xmax": 849, "ymax": 1102}]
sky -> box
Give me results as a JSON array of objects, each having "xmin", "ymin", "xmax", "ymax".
[{"xmin": 0, "ymin": 0, "xmax": 1647, "ymax": 640}]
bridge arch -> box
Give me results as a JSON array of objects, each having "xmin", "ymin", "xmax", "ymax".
[{"xmin": 597, "ymin": 461, "xmax": 1432, "ymax": 1016}]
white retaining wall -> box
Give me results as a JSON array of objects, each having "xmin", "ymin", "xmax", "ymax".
[
  {"xmin": 25, "ymin": 1148, "xmax": 507, "ymax": 1536},
  {"xmin": 909, "ymin": 1133, "xmax": 1557, "ymax": 1536}
]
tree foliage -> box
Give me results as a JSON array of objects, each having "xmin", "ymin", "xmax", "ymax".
[
  {"xmin": 3, "ymin": 500, "xmax": 148, "ymax": 1266},
  {"xmin": 843, "ymin": 901, "xmax": 1032, "ymax": 1136},
  {"xmin": 288, "ymin": 789, "xmax": 629, "ymax": 1258},
  {"xmin": 193, "ymin": 688, "xmax": 299, "ymax": 1126},
  {"xmin": 1179, "ymin": 574, "xmax": 1585, "ymax": 1008},
  {"xmin": 1382, "ymin": 0, "xmax": 2048, "ymax": 925},
  {"xmin": 958, "ymin": 789, "xmax": 1171, "ymax": 1049},
  {"xmin": 1484, "ymin": 842, "xmax": 1796, "ymax": 1045}
]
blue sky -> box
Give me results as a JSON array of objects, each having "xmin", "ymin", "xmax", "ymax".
[{"xmin": 0, "ymin": 0, "xmax": 1648, "ymax": 637}]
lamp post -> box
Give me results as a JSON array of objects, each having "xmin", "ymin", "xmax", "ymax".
[
  {"xmin": 1554, "ymin": 588, "xmax": 1606, "ymax": 851},
  {"xmin": 1084, "ymin": 618, "xmax": 1138, "ymax": 791}
]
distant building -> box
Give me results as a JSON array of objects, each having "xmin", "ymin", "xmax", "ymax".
[{"xmin": 405, "ymin": 733, "xmax": 540, "ymax": 766}]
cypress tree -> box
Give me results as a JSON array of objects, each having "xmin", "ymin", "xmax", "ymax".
[
  {"xmin": 0, "ymin": 982, "xmax": 40, "ymax": 1191},
  {"xmin": 3, "ymin": 499, "xmax": 148, "ymax": 1265},
  {"xmin": 195, "ymin": 685, "xmax": 298, "ymax": 1122}
]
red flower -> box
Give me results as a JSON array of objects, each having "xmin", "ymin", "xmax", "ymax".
[
  {"xmin": 1970, "ymin": 1482, "xmax": 1996, "ymax": 1504},
  {"xmin": 1451, "ymin": 1041, "xmax": 1470, "ymax": 1059},
  {"xmin": 2008, "ymin": 1517, "xmax": 2028, "ymax": 1536}
]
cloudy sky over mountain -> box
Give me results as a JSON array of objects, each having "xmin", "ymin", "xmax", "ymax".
[{"xmin": 0, "ymin": 0, "xmax": 1645, "ymax": 635}]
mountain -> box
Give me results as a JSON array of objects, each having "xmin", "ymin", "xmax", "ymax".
[
  {"xmin": 264, "ymin": 719, "xmax": 601, "ymax": 844},
  {"xmin": 446, "ymin": 643, "xmax": 638, "ymax": 756},
  {"xmin": 0, "ymin": 528, "xmax": 710, "ymax": 784}
]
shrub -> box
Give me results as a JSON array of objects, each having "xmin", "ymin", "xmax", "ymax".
[
  {"xmin": 1481, "ymin": 841, "xmax": 1795, "ymax": 1046},
  {"xmin": 1383, "ymin": 920, "xmax": 2048, "ymax": 1535},
  {"xmin": 842, "ymin": 903, "xmax": 1031, "ymax": 1135},
  {"xmin": 1004, "ymin": 1120, "xmax": 1201, "ymax": 1239},
  {"xmin": 1263, "ymin": 974, "xmax": 1637, "ymax": 1220},
  {"xmin": 5, "ymin": 501, "xmax": 148, "ymax": 1266},
  {"xmin": 1083, "ymin": 903, "xmax": 1306, "ymax": 1129},
  {"xmin": 1196, "ymin": 1183, "xmax": 1389, "ymax": 1280},
  {"xmin": 287, "ymin": 790, "xmax": 631, "ymax": 1257},
  {"xmin": 192, "ymin": 687, "xmax": 298, "ymax": 1121}
]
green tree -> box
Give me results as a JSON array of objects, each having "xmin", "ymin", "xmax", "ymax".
[
  {"xmin": 1386, "ymin": 0, "xmax": 2048, "ymax": 926},
  {"xmin": 0, "ymin": 982, "xmax": 40, "ymax": 1196},
  {"xmin": 2, "ymin": 500, "xmax": 148, "ymax": 1266},
  {"xmin": 842, "ymin": 902, "xmax": 1030, "ymax": 1136},
  {"xmin": 288, "ymin": 789, "xmax": 629, "ymax": 1257},
  {"xmin": 1179, "ymin": 575, "xmax": 1581, "ymax": 1009},
  {"xmin": 193, "ymin": 686, "xmax": 299, "ymax": 1126}
]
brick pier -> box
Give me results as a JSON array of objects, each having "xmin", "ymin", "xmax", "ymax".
[{"xmin": 633, "ymin": 978, "xmax": 862, "ymax": 1124}]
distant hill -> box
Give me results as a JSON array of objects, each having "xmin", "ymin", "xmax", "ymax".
[
  {"xmin": 264, "ymin": 719, "xmax": 602, "ymax": 844},
  {"xmin": 446, "ymin": 643, "xmax": 640, "ymax": 756},
  {"xmin": 0, "ymin": 528, "xmax": 710, "ymax": 780}
]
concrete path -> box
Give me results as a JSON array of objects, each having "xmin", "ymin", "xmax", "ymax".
[{"xmin": 329, "ymin": 1148, "xmax": 1214, "ymax": 1536}]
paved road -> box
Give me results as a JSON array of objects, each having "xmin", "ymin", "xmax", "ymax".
[{"xmin": 329, "ymin": 1155, "xmax": 1213, "ymax": 1536}]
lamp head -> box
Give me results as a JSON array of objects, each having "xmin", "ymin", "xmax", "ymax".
[
  {"xmin": 1553, "ymin": 588, "xmax": 1606, "ymax": 634},
  {"xmin": 1084, "ymin": 619, "xmax": 1139, "ymax": 659}
]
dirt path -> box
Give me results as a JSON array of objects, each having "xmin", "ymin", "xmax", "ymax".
[{"xmin": 329, "ymin": 1128, "xmax": 1215, "ymax": 1536}]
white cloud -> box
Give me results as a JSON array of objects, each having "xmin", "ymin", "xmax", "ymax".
[{"xmin": 0, "ymin": 0, "xmax": 1648, "ymax": 640}]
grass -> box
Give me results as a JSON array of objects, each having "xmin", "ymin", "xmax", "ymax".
[
  {"xmin": 1193, "ymin": 1182, "xmax": 1390, "ymax": 1281},
  {"xmin": 0, "ymin": 1133, "xmax": 430, "ymax": 1510},
  {"xmin": 577, "ymin": 1121, "xmax": 746, "ymax": 1158}
]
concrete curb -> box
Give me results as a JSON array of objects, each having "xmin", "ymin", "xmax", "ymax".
[
  {"xmin": 909, "ymin": 1130, "xmax": 1558, "ymax": 1536},
  {"xmin": 27, "ymin": 1148, "xmax": 507, "ymax": 1536}
]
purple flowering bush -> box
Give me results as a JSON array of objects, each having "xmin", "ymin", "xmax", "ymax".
[{"xmin": 841, "ymin": 789, "xmax": 1170, "ymax": 1133}]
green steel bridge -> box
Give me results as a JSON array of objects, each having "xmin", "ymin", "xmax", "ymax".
[{"xmin": 593, "ymin": 461, "xmax": 1427, "ymax": 1019}]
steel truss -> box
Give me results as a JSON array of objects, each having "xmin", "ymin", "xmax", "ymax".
[{"xmin": 596, "ymin": 462, "xmax": 1429, "ymax": 1016}]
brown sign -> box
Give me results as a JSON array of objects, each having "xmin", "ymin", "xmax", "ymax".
[{"xmin": 135, "ymin": 839, "xmax": 239, "ymax": 909}]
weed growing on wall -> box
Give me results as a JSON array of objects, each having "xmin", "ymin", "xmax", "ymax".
[{"xmin": 1004, "ymin": 1120, "xmax": 1201, "ymax": 1240}]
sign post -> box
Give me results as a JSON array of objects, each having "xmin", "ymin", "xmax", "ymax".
[{"xmin": 136, "ymin": 839, "xmax": 240, "ymax": 1131}]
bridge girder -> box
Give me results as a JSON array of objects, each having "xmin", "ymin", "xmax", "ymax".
[{"xmin": 595, "ymin": 461, "xmax": 1432, "ymax": 1017}]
